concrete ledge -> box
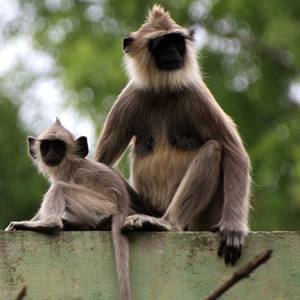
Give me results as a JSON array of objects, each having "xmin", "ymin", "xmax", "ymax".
[{"xmin": 0, "ymin": 231, "xmax": 299, "ymax": 299}]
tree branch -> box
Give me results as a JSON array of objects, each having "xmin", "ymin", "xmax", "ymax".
[
  {"xmin": 204, "ymin": 249, "xmax": 273, "ymax": 300},
  {"xmin": 15, "ymin": 285, "xmax": 27, "ymax": 300}
]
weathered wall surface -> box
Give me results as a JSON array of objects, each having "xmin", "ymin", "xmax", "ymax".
[{"xmin": 0, "ymin": 231, "xmax": 299, "ymax": 299}]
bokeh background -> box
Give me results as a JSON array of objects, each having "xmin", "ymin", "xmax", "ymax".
[{"xmin": 0, "ymin": 0, "xmax": 299, "ymax": 231}]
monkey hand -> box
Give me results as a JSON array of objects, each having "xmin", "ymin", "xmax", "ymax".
[
  {"xmin": 5, "ymin": 222, "xmax": 26, "ymax": 231},
  {"xmin": 122, "ymin": 214, "xmax": 173, "ymax": 233},
  {"xmin": 213, "ymin": 227, "xmax": 244, "ymax": 265}
]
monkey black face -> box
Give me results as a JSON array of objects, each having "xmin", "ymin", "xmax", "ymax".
[
  {"xmin": 28, "ymin": 134, "xmax": 89, "ymax": 167},
  {"xmin": 40, "ymin": 139, "xmax": 67, "ymax": 167},
  {"xmin": 148, "ymin": 33, "xmax": 186, "ymax": 71}
]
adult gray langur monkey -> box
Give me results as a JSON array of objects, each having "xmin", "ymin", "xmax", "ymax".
[
  {"xmin": 5, "ymin": 118, "xmax": 140, "ymax": 300},
  {"xmin": 94, "ymin": 5, "xmax": 251, "ymax": 265}
]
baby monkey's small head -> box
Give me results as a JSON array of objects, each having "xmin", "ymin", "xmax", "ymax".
[
  {"xmin": 28, "ymin": 118, "xmax": 88, "ymax": 177},
  {"xmin": 123, "ymin": 4, "xmax": 200, "ymax": 90}
]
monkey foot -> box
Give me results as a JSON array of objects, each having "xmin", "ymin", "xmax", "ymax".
[{"xmin": 122, "ymin": 214, "xmax": 173, "ymax": 233}]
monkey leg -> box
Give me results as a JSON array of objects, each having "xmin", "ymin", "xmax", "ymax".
[
  {"xmin": 162, "ymin": 140, "xmax": 222, "ymax": 229},
  {"xmin": 60, "ymin": 185, "xmax": 118, "ymax": 228},
  {"xmin": 122, "ymin": 214, "xmax": 173, "ymax": 233},
  {"xmin": 122, "ymin": 140, "xmax": 222, "ymax": 232},
  {"xmin": 48, "ymin": 182, "xmax": 118, "ymax": 229}
]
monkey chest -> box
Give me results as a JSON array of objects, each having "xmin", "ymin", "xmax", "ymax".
[{"xmin": 133, "ymin": 113, "xmax": 203, "ymax": 157}]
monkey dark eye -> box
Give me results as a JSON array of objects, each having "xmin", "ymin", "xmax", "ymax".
[
  {"xmin": 54, "ymin": 140, "xmax": 66, "ymax": 153},
  {"xmin": 40, "ymin": 140, "xmax": 50, "ymax": 155},
  {"xmin": 173, "ymin": 36, "xmax": 185, "ymax": 47},
  {"xmin": 40, "ymin": 139, "xmax": 66, "ymax": 157}
]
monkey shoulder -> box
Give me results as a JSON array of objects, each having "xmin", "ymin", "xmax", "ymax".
[
  {"xmin": 76, "ymin": 159, "xmax": 116, "ymax": 181},
  {"xmin": 121, "ymin": 85, "xmax": 240, "ymax": 155}
]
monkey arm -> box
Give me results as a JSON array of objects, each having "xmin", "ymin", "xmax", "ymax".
[
  {"xmin": 5, "ymin": 220, "xmax": 63, "ymax": 232},
  {"xmin": 194, "ymin": 84, "xmax": 251, "ymax": 233},
  {"xmin": 30, "ymin": 210, "xmax": 42, "ymax": 221},
  {"xmin": 215, "ymin": 149, "xmax": 250, "ymax": 265},
  {"xmin": 169, "ymin": 85, "xmax": 251, "ymax": 265},
  {"xmin": 5, "ymin": 183, "xmax": 66, "ymax": 232},
  {"xmin": 198, "ymin": 90, "xmax": 251, "ymax": 265},
  {"xmin": 94, "ymin": 89, "xmax": 135, "ymax": 166},
  {"xmin": 5, "ymin": 181, "xmax": 119, "ymax": 233},
  {"xmin": 219, "ymin": 150, "xmax": 250, "ymax": 233},
  {"xmin": 94, "ymin": 124, "xmax": 132, "ymax": 166}
]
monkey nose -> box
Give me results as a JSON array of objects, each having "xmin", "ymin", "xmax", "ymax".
[{"xmin": 167, "ymin": 47, "xmax": 176, "ymax": 56}]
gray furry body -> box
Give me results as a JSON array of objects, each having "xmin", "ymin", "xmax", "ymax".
[
  {"xmin": 6, "ymin": 119, "xmax": 134, "ymax": 300},
  {"xmin": 95, "ymin": 5, "xmax": 251, "ymax": 265}
]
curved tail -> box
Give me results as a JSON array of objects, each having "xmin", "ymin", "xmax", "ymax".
[{"xmin": 112, "ymin": 213, "xmax": 131, "ymax": 300}]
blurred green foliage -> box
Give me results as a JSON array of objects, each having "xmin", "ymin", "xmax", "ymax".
[
  {"xmin": 0, "ymin": 0, "xmax": 299, "ymax": 231},
  {"xmin": 0, "ymin": 94, "xmax": 48, "ymax": 226}
]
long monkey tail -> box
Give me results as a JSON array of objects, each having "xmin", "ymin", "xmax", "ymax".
[{"xmin": 112, "ymin": 213, "xmax": 131, "ymax": 300}]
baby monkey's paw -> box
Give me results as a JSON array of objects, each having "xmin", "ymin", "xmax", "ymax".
[{"xmin": 5, "ymin": 222, "xmax": 24, "ymax": 231}]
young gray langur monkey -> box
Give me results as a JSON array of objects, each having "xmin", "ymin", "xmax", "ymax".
[
  {"xmin": 94, "ymin": 5, "xmax": 251, "ymax": 265},
  {"xmin": 5, "ymin": 118, "xmax": 137, "ymax": 300}
]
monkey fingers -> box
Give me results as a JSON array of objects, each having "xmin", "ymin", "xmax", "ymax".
[
  {"xmin": 217, "ymin": 230, "xmax": 242, "ymax": 265},
  {"xmin": 5, "ymin": 221, "xmax": 34, "ymax": 232},
  {"xmin": 5, "ymin": 222, "xmax": 21, "ymax": 231},
  {"xmin": 122, "ymin": 214, "xmax": 172, "ymax": 233}
]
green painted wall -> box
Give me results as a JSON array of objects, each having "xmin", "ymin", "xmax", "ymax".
[{"xmin": 0, "ymin": 231, "xmax": 299, "ymax": 299}]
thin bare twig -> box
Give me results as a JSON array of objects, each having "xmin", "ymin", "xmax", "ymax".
[
  {"xmin": 15, "ymin": 284, "xmax": 27, "ymax": 300},
  {"xmin": 204, "ymin": 249, "xmax": 273, "ymax": 300}
]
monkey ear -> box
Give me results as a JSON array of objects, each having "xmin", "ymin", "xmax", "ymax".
[
  {"xmin": 27, "ymin": 136, "xmax": 37, "ymax": 159},
  {"xmin": 75, "ymin": 136, "xmax": 89, "ymax": 158},
  {"xmin": 188, "ymin": 28, "xmax": 195, "ymax": 39},
  {"xmin": 123, "ymin": 36, "xmax": 134, "ymax": 52}
]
